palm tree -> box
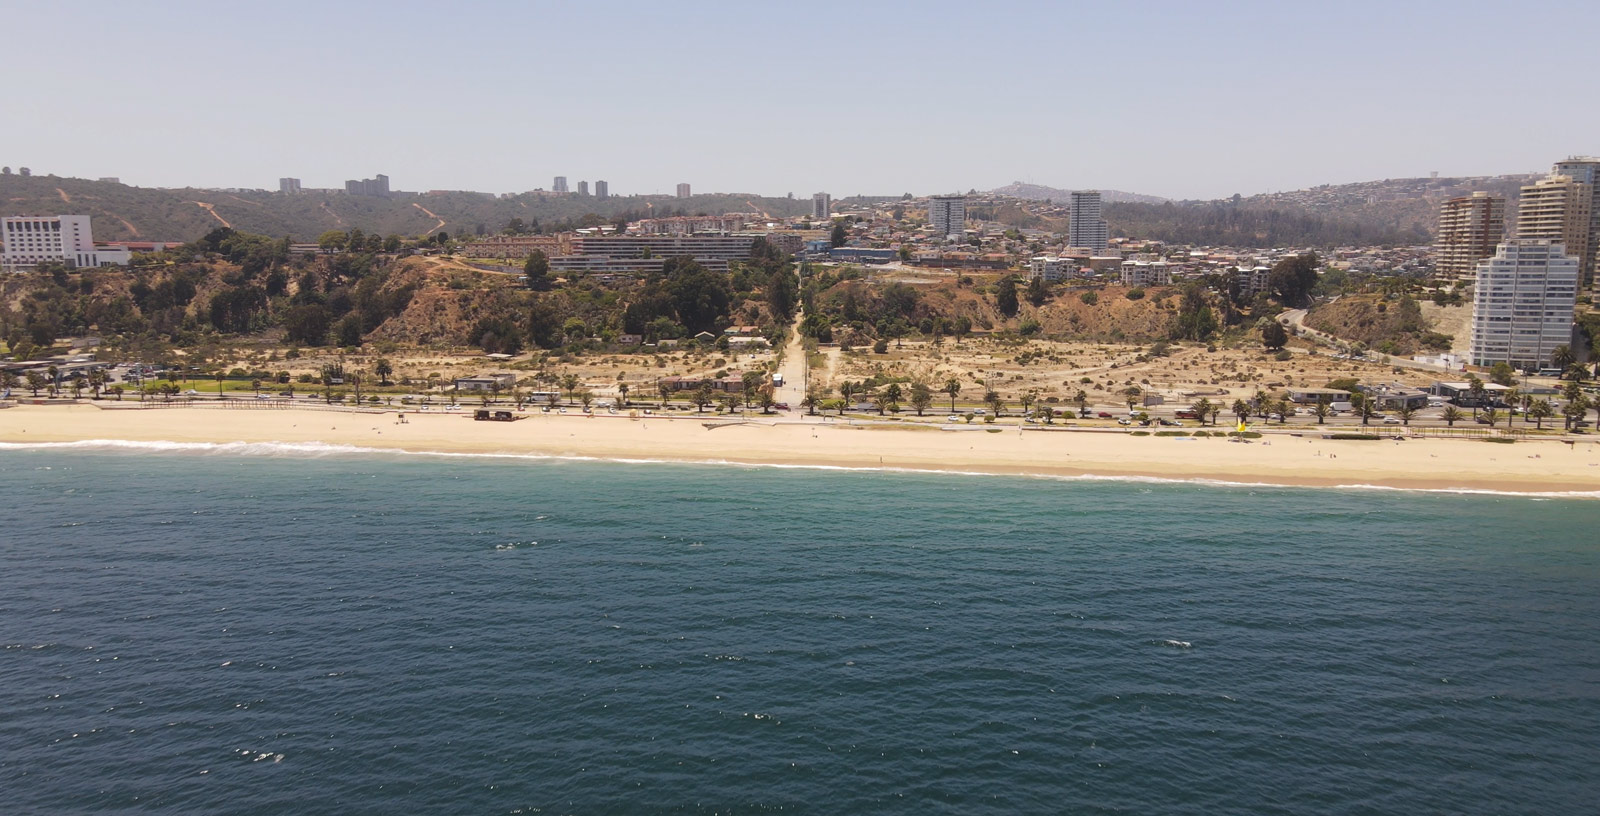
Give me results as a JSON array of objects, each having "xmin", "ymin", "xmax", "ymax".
[
  {"xmin": 374, "ymin": 358, "xmax": 394, "ymax": 386},
  {"xmin": 1528, "ymin": 399, "xmax": 1553, "ymax": 429},
  {"xmin": 1314, "ymin": 398, "xmax": 1331, "ymax": 425},
  {"xmin": 1562, "ymin": 394, "xmax": 1589, "ymax": 430},
  {"xmin": 1019, "ymin": 388, "xmax": 1038, "ymax": 416},
  {"xmin": 561, "ymin": 373, "xmax": 579, "ymax": 404},
  {"xmin": 1190, "ymin": 398, "xmax": 1212, "ymax": 425},
  {"xmin": 1395, "ymin": 402, "xmax": 1416, "ymax": 426},
  {"xmin": 802, "ymin": 387, "xmax": 822, "ymax": 416},
  {"xmin": 0, "ymin": 370, "xmax": 17, "ymax": 397},
  {"xmin": 1074, "ymin": 389, "xmax": 1089, "ymax": 418},
  {"xmin": 944, "ymin": 378, "xmax": 962, "ymax": 413},
  {"xmin": 1231, "ymin": 399, "xmax": 1250, "ymax": 426},
  {"xmin": 618, "ymin": 383, "xmax": 630, "ymax": 407},
  {"xmin": 1441, "ymin": 405, "xmax": 1463, "ymax": 427},
  {"xmin": 1466, "ymin": 375, "xmax": 1485, "ymax": 417},
  {"xmin": 1208, "ymin": 403, "xmax": 1223, "ymax": 427},
  {"xmin": 1482, "ymin": 407, "xmax": 1500, "ymax": 427},
  {"xmin": 1551, "ymin": 345, "xmax": 1576, "ymax": 374},
  {"xmin": 884, "ymin": 382, "xmax": 903, "ymax": 412},
  {"xmin": 984, "ymin": 390, "xmax": 1003, "ymax": 418},
  {"xmin": 26, "ymin": 371, "xmax": 45, "ymax": 397}
]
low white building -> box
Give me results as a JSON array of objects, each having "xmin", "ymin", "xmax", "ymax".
[
  {"xmin": 2, "ymin": 215, "xmax": 131, "ymax": 271},
  {"xmin": 1029, "ymin": 256, "xmax": 1073, "ymax": 281},
  {"xmin": 1120, "ymin": 260, "xmax": 1171, "ymax": 287}
]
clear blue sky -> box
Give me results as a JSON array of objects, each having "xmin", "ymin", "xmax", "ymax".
[{"xmin": 5, "ymin": 0, "xmax": 1597, "ymax": 200}]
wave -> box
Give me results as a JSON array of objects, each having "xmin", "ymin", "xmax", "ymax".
[{"xmin": 3, "ymin": 438, "xmax": 1597, "ymax": 500}]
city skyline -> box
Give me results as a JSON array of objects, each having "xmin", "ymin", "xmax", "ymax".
[{"xmin": 4, "ymin": 1, "xmax": 1599, "ymax": 200}]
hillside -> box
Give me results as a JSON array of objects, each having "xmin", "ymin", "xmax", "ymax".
[
  {"xmin": 0, "ymin": 174, "xmax": 810, "ymax": 243},
  {"xmin": 989, "ymin": 182, "xmax": 1169, "ymax": 204},
  {"xmin": 1304, "ymin": 294, "xmax": 1455, "ymax": 356}
]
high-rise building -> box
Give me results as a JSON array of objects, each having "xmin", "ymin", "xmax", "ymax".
[
  {"xmin": 1467, "ymin": 240, "xmax": 1578, "ymax": 369},
  {"xmin": 2, "ymin": 215, "xmax": 130, "ymax": 270},
  {"xmin": 578, "ymin": 181, "xmax": 589, "ymax": 196},
  {"xmin": 1435, "ymin": 192, "xmax": 1504, "ymax": 278},
  {"xmin": 553, "ymin": 176, "xmax": 569, "ymax": 193},
  {"xmin": 1514, "ymin": 174, "xmax": 1591, "ymax": 287},
  {"xmin": 279, "ymin": 177, "xmax": 301, "ymax": 194},
  {"xmin": 677, "ymin": 183, "xmax": 691, "ymax": 199},
  {"xmin": 812, "ymin": 193, "xmax": 831, "ymax": 220},
  {"xmin": 928, "ymin": 195, "xmax": 966, "ymax": 239},
  {"xmin": 344, "ymin": 174, "xmax": 390, "ymax": 197},
  {"xmin": 1068, "ymin": 191, "xmax": 1109, "ymax": 252},
  {"xmin": 595, "ymin": 180, "xmax": 608, "ymax": 199},
  {"xmin": 1552, "ymin": 156, "xmax": 1600, "ymax": 287}
]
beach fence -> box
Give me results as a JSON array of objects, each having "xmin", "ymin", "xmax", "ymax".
[{"xmin": 97, "ymin": 399, "xmax": 388, "ymax": 415}]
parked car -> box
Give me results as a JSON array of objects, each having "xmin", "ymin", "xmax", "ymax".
[
  {"xmin": 1383, "ymin": 416, "xmax": 1402, "ymax": 424},
  {"xmin": 1097, "ymin": 411, "xmax": 1114, "ymax": 419}
]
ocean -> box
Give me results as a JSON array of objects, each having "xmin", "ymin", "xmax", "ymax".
[{"xmin": 2, "ymin": 444, "xmax": 1597, "ymax": 814}]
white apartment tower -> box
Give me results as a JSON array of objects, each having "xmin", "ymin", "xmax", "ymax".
[
  {"xmin": 1467, "ymin": 240, "xmax": 1578, "ymax": 369},
  {"xmin": 928, "ymin": 195, "xmax": 966, "ymax": 239},
  {"xmin": 1551, "ymin": 156, "xmax": 1600, "ymax": 287},
  {"xmin": 1069, "ymin": 190, "xmax": 1109, "ymax": 252},
  {"xmin": 2, "ymin": 215, "xmax": 130, "ymax": 270},
  {"xmin": 1435, "ymin": 192, "xmax": 1504, "ymax": 279},
  {"xmin": 278, "ymin": 177, "xmax": 301, "ymax": 194},
  {"xmin": 595, "ymin": 180, "xmax": 609, "ymax": 199},
  {"xmin": 812, "ymin": 192, "xmax": 831, "ymax": 220},
  {"xmin": 553, "ymin": 176, "xmax": 569, "ymax": 193},
  {"xmin": 676, "ymin": 183, "xmax": 691, "ymax": 199}
]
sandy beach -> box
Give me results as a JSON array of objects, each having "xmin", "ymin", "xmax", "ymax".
[{"xmin": 1, "ymin": 403, "xmax": 1598, "ymax": 495}]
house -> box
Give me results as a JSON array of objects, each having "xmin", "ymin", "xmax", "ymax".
[
  {"xmin": 693, "ymin": 331, "xmax": 717, "ymax": 343},
  {"xmin": 1431, "ymin": 381, "xmax": 1512, "ymax": 408},
  {"xmin": 454, "ymin": 373, "xmax": 516, "ymax": 392},
  {"xmin": 1287, "ymin": 387, "xmax": 1354, "ymax": 405}
]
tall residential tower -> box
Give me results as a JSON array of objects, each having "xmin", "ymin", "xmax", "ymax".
[
  {"xmin": 928, "ymin": 195, "xmax": 966, "ymax": 239},
  {"xmin": 1551, "ymin": 156, "xmax": 1600, "ymax": 287},
  {"xmin": 1467, "ymin": 240, "xmax": 1578, "ymax": 370},
  {"xmin": 1068, "ymin": 191, "xmax": 1109, "ymax": 252},
  {"xmin": 1435, "ymin": 192, "xmax": 1504, "ymax": 279},
  {"xmin": 1514, "ymin": 174, "xmax": 1591, "ymax": 286},
  {"xmin": 811, "ymin": 193, "xmax": 831, "ymax": 220}
]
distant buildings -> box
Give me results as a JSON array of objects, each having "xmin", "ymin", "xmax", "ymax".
[
  {"xmin": 553, "ymin": 176, "xmax": 569, "ymax": 193},
  {"xmin": 1068, "ymin": 191, "xmax": 1109, "ymax": 252},
  {"xmin": 2, "ymin": 215, "xmax": 131, "ymax": 270},
  {"xmin": 345, "ymin": 174, "xmax": 390, "ymax": 197},
  {"xmin": 1551, "ymin": 156, "xmax": 1600, "ymax": 287},
  {"xmin": 629, "ymin": 214, "xmax": 756, "ymax": 235},
  {"xmin": 1514, "ymin": 174, "xmax": 1590, "ymax": 286},
  {"xmin": 927, "ymin": 195, "xmax": 966, "ymax": 239},
  {"xmin": 1467, "ymin": 240, "xmax": 1578, "ymax": 369},
  {"xmin": 1120, "ymin": 259, "xmax": 1172, "ymax": 287},
  {"xmin": 812, "ymin": 193, "xmax": 831, "ymax": 220},
  {"xmin": 677, "ymin": 183, "xmax": 692, "ymax": 199},
  {"xmin": 1435, "ymin": 191, "xmax": 1504, "ymax": 278},
  {"xmin": 578, "ymin": 181, "xmax": 589, "ymax": 196},
  {"xmin": 279, "ymin": 177, "xmax": 302, "ymax": 194},
  {"xmin": 595, "ymin": 180, "xmax": 609, "ymax": 199}
]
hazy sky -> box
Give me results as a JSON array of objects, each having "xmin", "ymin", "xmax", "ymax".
[{"xmin": 6, "ymin": 0, "xmax": 1598, "ymax": 200}]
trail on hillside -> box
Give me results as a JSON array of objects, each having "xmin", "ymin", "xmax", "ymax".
[
  {"xmin": 56, "ymin": 188, "xmax": 72, "ymax": 203},
  {"xmin": 224, "ymin": 194, "xmax": 261, "ymax": 207},
  {"xmin": 744, "ymin": 199, "xmax": 771, "ymax": 218},
  {"xmin": 319, "ymin": 201, "xmax": 346, "ymax": 227},
  {"xmin": 412, "ymin": 202, "xmax": 446, "ymax": 233},
  {"xmin": 115, "ymin": 216, "xmax": 142, "ymax": 238},
  {"xmin": 188, "ymin": 201, "xmax": 231, "ymax": 228}
]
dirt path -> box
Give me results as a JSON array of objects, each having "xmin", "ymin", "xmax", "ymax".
[
  {"xmin": 115, "ymin": 216, "xmax": 142, "ymax": 238},
  {"xmin": 224, "ymin": 194, "xmax": 261, "ymax": 207},
  {"xmin": 319, "ymin": 201, "xmax": 346, "ymax": 227},
  {"xmin": 56, "ymin": 188, "xmax": 72, "ymax": 204},
  {"xmin": 412, "ymin": 202, "xmax": 446, "ymax": 233},
  {"xmin": 744, "ymin": 199, "xmax": 772, "ymax": 218},
  {"xmin": 188, "ymin": 201, "xmax": 232, "ymax": 228}
]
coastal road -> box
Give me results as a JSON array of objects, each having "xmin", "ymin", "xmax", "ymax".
[{"xmin": 774, "ymin": 309, "xmax": 811, "ymax": 411}]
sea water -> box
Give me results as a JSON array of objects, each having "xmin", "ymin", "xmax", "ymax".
[{"xmin": 1, "ymin": 445, "xmax": 1597, "ymax": 814}]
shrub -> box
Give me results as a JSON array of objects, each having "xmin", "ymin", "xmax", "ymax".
[
  {"xmin": 1329, "ymin": 433, "xmax": 1380, "ymax": 440},
  {"xmin": 1125, "ymin": 287, "xmax": 1145, "ymax": 300},
  {"xmin": 1080, "ymin": 291, "xmax": 1098, "ymax": 305}
]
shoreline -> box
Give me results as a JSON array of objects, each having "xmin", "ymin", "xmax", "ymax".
[{"xmin": 2, "ymin": 404, "xmax": 1598, "ymax": 497}]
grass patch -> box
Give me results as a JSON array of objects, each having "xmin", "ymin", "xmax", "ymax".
[
  {"xmin": 1329, "ymin": 433, "xmax": 1380, "ymax": 440},
  {"xmin": 1481, "ymin": 436, "xmax": 1516, "ymax": 444},
  {"xmin": 1130, "ymin": 430, "xmax": 1151, "ymax": 436},
  {"xmin": 1154, "ymin": 430, "xmax": 1190, "ymax": 437},
  {"xmin": 985, "ymin": 428, "xmax": 1003, "ymax": 433}
]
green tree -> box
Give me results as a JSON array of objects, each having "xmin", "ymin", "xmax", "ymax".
[
  {"xmin": 1261, "ymin": 320, "xmax": 1289, "ymax": 350},
  {"xmin": 910, "ymin": 382, "xmax": 932, "ymax": 416},
  {"xmin": 830, "ymin": 221, "xmax": 848, "ymax": 248},
  {"xmin": 1441, "ymin": 405, "xmax": 1463, "ymax": 426},
  {"xmin": 1268, "ymin": 253, "xmax": 1319, "ymax": 307},
  {"xmin": 1396, "ymin": 401, "xmax": 1416, "ymax": 425},
  {"xmin": 524, "ymin": 250, "xmax": 551, "ymax": 290},
  {"xmin": 1074, "ymin": 389, "xmax": 1089, "ymax": 417},
  {"xmin": 944, "ymin": 378, "xmax": 962, "ymax": 412},
  {"xmin": 1314, "ymin": 398, "xmax": 1331, "ymax": 424},
  {"xmin": 1489, "ymin": 362, "xmax": 1516, "ymax": 387},
  {"xmin": 1026, "ymin": 276, "xmax": 1048, "ymax": 307},
  {"xmin": 374, "ymin": 358, "xmax": 394, "ymax": 385},
  {"xmin": 984, "ymin": 390, "xmax": 1003, "ymax": 417},
  {"xmin": 1552, "ymin": 344, "xmax": 1576, "ymax": 373},
  {"xmin": 1173, "ymin": 284, "xmax": 1217, "ymax": 341},
  {"xmin": 995, "ymin": 276, "xmax": 1019, "ymax": 318},
  {"xmin": 25, "ymin": 370, "xmax": 45, "ymax": 396},
  {"xmin": 561, "ymin": 373, "xmax": 580, "ymax": 404},
  {"xmin": 1232, "ymin": 399, "xmax": 1251, "ymax": 426},
  {"xmin": 693, "ymin": 382, "xmax": 714, "ymax": 413},
  {"xmin": 316, "ymin": 230, "xmax": 348, "ymax": 253}
]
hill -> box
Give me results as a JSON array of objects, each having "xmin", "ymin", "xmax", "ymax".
[
  {"xmin": 0, "ymin": 174, "xmax": 811, "ymax": 243},
  {"xmin": 989, "ymin": 181, "xmax": 1169, "ymax": 204}
]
